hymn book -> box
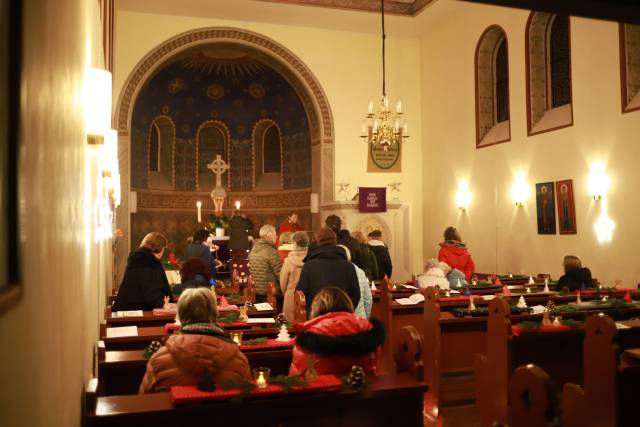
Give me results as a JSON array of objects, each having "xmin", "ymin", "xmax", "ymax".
[
  {"xmin": 105, "ymin": 326, "xmax": 139, "ymax": 338},
  {"xmin": 253, "ymin": 302, "xmax": 274, "ymax": 311},
  {"xmin": 111, "ymin": 310, "xmax": 143, "ymax": 318},
  {"xmin": 395, "ymin": 293, "xmax": 426, "ymax": 305}
]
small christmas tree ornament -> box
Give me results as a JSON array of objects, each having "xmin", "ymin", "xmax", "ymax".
[
  {"xmin": 624, "ymin": 290, "xmax": 632, "ymax": 303},
  {"xmin": 528, "ymin": 276, "xmax": 535, "ymax": 285},
  {"xmin": 517, "ymin": 295, "xmax": 528, "ymax": 308},
  {"xmin": 347, "ymin": 365, "xmax": 367, "ymax": 389},
  {"xmin": 526, "ymin": 286, "xmax": 532, "ymax": 293},
  {"xmin": 456, "ymin": 278, "xmax": 462, "ymax": 289},
  {"xmin": 502, "ymin": 285, "xmax": 511, "ymax": 296},
  {"xmin": 576, "ymin": 291, "xmax": 582, "ymax": 304},
  {"xmin": 495, "ymin": 277, "xmax": 502, "ymax": 285},
  {"xmin": 143, "ymin": 340, "xmax": 162, "ymax": 359},
  {"xmin": 163, "ymin": 295, "xmax": 171, "ymax": 310},
  {"xmin": 543, "ymin": 279, "xmax": 550, "ymax": 293},
  {"xmin": 468, "ymin": 296, "xmax": 476, "ymax": 311},
  {"xmin": 546, "ymin": 300, "xmax": 555, "ymax": 313},
  {"xmin": 275, "ymin": 324, "xmax": 291, "ymax": 342}
]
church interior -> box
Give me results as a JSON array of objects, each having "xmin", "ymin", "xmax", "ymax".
[{"xmin": 1, "ymin": 0, "xmax": 640, "ymax": 426}]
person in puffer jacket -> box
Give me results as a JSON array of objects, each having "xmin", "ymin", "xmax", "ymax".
[
  {"xmin": 139, "ymin": 288, "xmax": 251, "ymax": 393},
  {"xmin": 289, "ymin": 287, "xmax": 385, "ymax": 376},
  {"xmin": 438, "ymin": 226, "xmax": 475, "ymax": 281}
]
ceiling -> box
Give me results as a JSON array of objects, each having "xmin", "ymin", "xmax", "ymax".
[{"xmin": 255, "ymin": 0, "xmax": 435, "ymax": 16}]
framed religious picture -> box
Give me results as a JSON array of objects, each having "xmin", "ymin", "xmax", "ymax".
[
  {"xmin": 535, "ymin": 182, "xmax": 557, "ymax": 235},
  {"xmin": 556, "ymin": 179, "xmax": 577, "ymax": 234},
  {"xmin": 0, "ymin": 0, "xmax": 22, "ymax": 316}
]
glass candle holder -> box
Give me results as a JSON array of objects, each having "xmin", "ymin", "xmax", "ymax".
[
  {"xmin": 230, "ymin": 331, "xmax": 243, "ymax": 345},
  {"xmin": 471, "ymin": 275, "xmax": 478, "ymax": 286},
  {"xmin": 253, "ymin": 367, "xmax": 270, "ymax": 389},
  {"xmin": 552, "ymin": 316, "xmax": 561, "ymax": 326}
]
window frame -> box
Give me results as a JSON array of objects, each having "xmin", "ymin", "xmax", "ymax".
[{"xmin": 620, "ymin": 23, "xmax": 640, "ymax": 114}]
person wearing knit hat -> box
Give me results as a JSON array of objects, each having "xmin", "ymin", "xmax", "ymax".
[{"xmin": 295, "ymin": 228, "xmax": 360, "ymax": 316}]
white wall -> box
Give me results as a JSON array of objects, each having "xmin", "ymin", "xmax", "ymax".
[
  {"xmin": 0, "ymin": 1, "xmax": 110, "ymax": 426},
  {"xmin": 114, "ymin": 10, "xmax": 424, "ymax": 273},
  {"xmin": 419, "ymin": 1, "xmax": 640, "ymax": 285}
]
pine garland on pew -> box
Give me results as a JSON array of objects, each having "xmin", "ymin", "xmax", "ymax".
[
  {"xmin": 218, "ymin": 314, "xmax": 240, "ymax": 324},
  {"xmin": 241, "ymin": 337, "xmax": 268, "ymax": 346},
  {"xmin": 142, "ymin": 340, "xmax": 162, "ymax": 359}
]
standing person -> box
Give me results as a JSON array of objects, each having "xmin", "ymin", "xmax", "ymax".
[
  {"xmin": 228, "ymin": 210, "xmax": 253, "ymax": 259},
  {"xmin": 368, "ymin": 230, "xmax": 393, "ymax": 280},
  {"xmin": 277, "ymin": 211, "xmax": 302, "ymax": 244},
  {"xmin": 279, "ymin": 231, "xmax": 309, "ymax": 321},
  {"xmin": 289, "ymin": 287, "xmax": 384, "ymax": 376},
  {"xmin": 338, "ymin": 244, "xmax": 372, "ymax": 319},
  {"xmin": 324, "ymin": 214, "xmax": 362, "ymax": 268},
  {"xmin": 295, "ymin": 227, "xmax": 360, "ymax": 314},
  {"xmin": 248, "ymin": 224, "xmax": 282, "ymax": 303},
  {"xmin": 185, "ymin": 229, "xmax": 216, "ymax": 281},
  {"xmin": 557, "ymin": 255, "xmax": 593, "ymax": 292},
  {"xmin": 277, "ymin": 231, "xmax": 294, "ymax": 262},
  {"xmin": 437, "ymin": 226, "xmax": 475, "ymax": 281},
  {"xmin": 352, "ymin": 230, "xmax": 379, "ymax": 281},
  {"xmin": 139, "ymin": 288, "xmax": 251, "ymax": 393},
  {"xmin": 114, "ymin": 232, "xmax": 174, "ymax": 311},
  {"xmin": 171, "ymin": 257, "xmax": 212, "ymax": 299}
]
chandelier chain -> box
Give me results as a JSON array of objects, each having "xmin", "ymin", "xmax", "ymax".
[{"xmin": 381, "ymin": 0, "xmax": 386, "ymax": 97}]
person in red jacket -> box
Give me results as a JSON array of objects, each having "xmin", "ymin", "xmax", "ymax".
[
  {"xmin": 277, "ymin": 211, "xmax": 302, "ymax": 245},
  {"xmin": 289, "ymin": 287, "xmax": 384, "ymax": 376},
  {"xmin": 438, "ymin": 226, "xmax": 475, "ymax": 280}
]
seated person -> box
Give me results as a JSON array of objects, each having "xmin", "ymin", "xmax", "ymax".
[
  {"xmin": 289, "ymin": 287, "xmax": 384, "ymax": 376},
  {"xmin": 139, "ymin": 287, "xmax": 251, "ymax": 393},
  {"xmin": 113, "ymin": 232, "xmax": 174, "ymax": 311},
  {"xmin": 417, "ymin": 259, "xmax": 451, "ymax": 289},
  {"xmin": 185, "ymin": 229, "xmax": 217, "ymax": 280},
  {"xmin": 447, "ymin": 268, "xmax": 468, "ymax": 288},
  {"xmin": 277, "ymin": 231, "xmax": 294, "ymax": 262},
  {"xmin": 557, "ymin": 255, "xmax": 593, "ymax": 292},
  {"xmin": 438, "ymin": 226, "xmax": 475, "ymax": 281},
  {"xmin": 171, "ymin": 257, "xmax": 212, "ymax": 299}
]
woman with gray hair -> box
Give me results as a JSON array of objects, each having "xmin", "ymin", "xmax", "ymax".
[
  {"xmin": 249, "ymin": 224, "xmax": 283, "ymax": 302},
  {"xmin": 417, "ymin": 258, "xmax": 451, "ymax": 289},
  {"xmin": 139, "ymin": 288, "xmax": 250, "ymax": 393},
  {"xmin": 279, "ymin": 231, "xmax": 310, "ymax": 321}
]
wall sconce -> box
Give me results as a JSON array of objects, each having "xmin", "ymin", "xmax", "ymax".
[
  {"xmin": 84, "ymin": 68, "xmax": 112, "ymax": 145},
  {"xmin": 594, "ymin": 211, "xmax": 615, "ymax": 243},
  {"xmin": 588, "ymin": 162, "xmax": 610, "ymax": 200},
  {"xmin": 456, "ymin": 181, "xmax": 471, "ymax": 210},
  {"xmin": 511, "ymin": 173, "xmax": 529, "ymax": 207}
]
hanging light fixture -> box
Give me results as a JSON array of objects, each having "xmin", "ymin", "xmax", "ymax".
[{"xmin": 360, "ymin": 0, "xmax": 409, "ymax": 151}]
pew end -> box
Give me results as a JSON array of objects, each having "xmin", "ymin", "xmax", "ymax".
[
  {"xmin": 266, "ymin": 282, "xmax": 277, "ymax": 309},
  {"xmin": 507, "ymin": 364, "xmax": 559, "ymax": 427},
  {"xmin": 395, "ymin": 325, "xmax": 424, "ymax": 382},
  {"xmin": 378, "ymin": 275, "xmax": 396, "ymax": 375},
  {"xmin": 243, "ymin": 275, "xmax": 256, "ymax": 303},
  {"xmin": 84, "ymin": 377, "xmax": 98, "ymax": 417}
]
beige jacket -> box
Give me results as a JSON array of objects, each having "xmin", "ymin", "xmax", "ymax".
[{"xmin": 279, "ymin": 249, "xmax": 307, "ymax": 321}]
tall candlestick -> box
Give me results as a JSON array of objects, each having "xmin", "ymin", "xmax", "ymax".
[{"xmin": 196, "ymin": 201, "xmax": 202, "ymax": 223}]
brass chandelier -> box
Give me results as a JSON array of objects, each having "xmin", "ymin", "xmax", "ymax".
[{"xmin": 360, "ymin": 0, "xmax": 409, "ymax": 151}]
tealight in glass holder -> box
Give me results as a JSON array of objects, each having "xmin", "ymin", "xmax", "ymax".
[
  {"xmin": 230, "ymin": 331, "xmax": 243, "ymax": 345},
  {"xmin": 471, "ymin": 275, "xmax": 478, "ymax": 286},
  {"xmin": 253, "ymin": 367, "xmax": 270, "ymax": 389},
  {"xmin": 552, "ymin": 316, "xmax": 562, "ymax": 326}
]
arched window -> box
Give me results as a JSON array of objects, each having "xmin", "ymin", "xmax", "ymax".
[
  {"xmin": 147, "ymin": 116, "xmax": 175, "ymax": 189},
  {"xmin": 475, "ymin": 25, "xmax": 510, "ymax": 148},
  {"xmin": 621, "ymin": 23, "xmax": 640, "ymax": 113},
  {"xmin": 196, "ymin": 121, "xmax": 229, "ymax": 191},
  {"xmin": 526, "ymin": 12, "xmax": 573, "ymax": 135},
  {"xmin": 252, "ymin": 120, "xmax": 282, "ymax": 190}
]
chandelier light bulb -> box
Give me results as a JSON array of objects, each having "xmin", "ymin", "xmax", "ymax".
[{"xmin": 396, "ymin": 99, "xmax": 402, "ymax": 114}]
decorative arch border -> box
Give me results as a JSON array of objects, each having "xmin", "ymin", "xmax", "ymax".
[
  {"xmin": 147, "ymin": 115, "xmax": 176, "ymax": 190},
  {"xmin": 251, "ymin": 118, "xmax": 284, "ymax": 190},
  {"xmin": 114, "ymin": 27, "xmax": 334, "ymax": 143},
  {"xmin": 474, "ymin": 24, "xmax": 511, "ymax": 148},
  {"xmin": 195, "ymin": 120, "xmax": 232, "ymax": 191}
]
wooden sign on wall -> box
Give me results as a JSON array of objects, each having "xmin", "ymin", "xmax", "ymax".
[{"xmin": 367, "ymin": 142, "xmax": 402, "ymax": 173}]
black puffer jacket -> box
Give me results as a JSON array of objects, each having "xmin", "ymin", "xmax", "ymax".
[
  {"xmin": 113, "ymin": 249, "xmax": 173, "ymax": 311},
  {"xmin": 336, "ymin": 229, "xmax": 362, "ymax": 268},
  {"xmin": 557, "ymin": 267, "xmax": 593, "ymax": 292},
  {"xmin": 295, "ymin": 245, "xmax": 361, "ymax": 314}
]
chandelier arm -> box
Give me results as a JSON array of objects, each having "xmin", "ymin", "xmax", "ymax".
[{"xmin": 381, "ymin": 0, "xmax": 386, "ymax": 97}]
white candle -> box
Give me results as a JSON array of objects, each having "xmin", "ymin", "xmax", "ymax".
[
  {"xmin": 235, "ymin": 200, "xmax": 241, "ymax": 210},
  {"xmin": 396, "ymin": 99, "xmax": 402, "ymax": 114},
  {"xmin": 367, "ymin": 99, "xmax": 374, "ymax": 114},
  {"xmin": 196, "ymin": 201, "xmax": 202, "ymax": 223}
]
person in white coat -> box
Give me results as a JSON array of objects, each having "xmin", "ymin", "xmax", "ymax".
[{"xmin": 417, "ymin": 258, "xmax": 451, "ymax": 290}]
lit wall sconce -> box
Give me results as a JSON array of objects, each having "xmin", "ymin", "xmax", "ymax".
[
  {"xmin": 511, "ymin": 173, "xmax": 529, "ymax": 206},
  {"xmin": 456, "ymin": 181, "xmax": 471, "ymax": 210},
  {"xmin": 84, "ymin": 68, "xmax": 112, "ymax": 145},
  {"xmin": 588, "ymin": 162, "xmax": 610, "ymax": 200}
]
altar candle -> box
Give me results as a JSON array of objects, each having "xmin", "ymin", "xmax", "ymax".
[
  {"xmin": 196, "ymin": 201, "xmax": 202, "ymax": 223},
  {"xmin": 235, "ymin": 200, "xmax": 241, "ymax": 210}
]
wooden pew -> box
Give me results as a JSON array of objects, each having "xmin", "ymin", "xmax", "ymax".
[
  {"xmin": 506, "ymin": 364, "xmax": 559, "ymax": 427},
  {"xmin": 87, "ymin": 324, "xmax": 429, "ymax": 427},
  {"xmin": 293, "ymin": 290, "xmax": 306, "ymax": 323},
  {"xmin": 243, "ymin": 274, "xmax": 256, "ymax": 303},
  {"xmin": 266, "ymin": 281, "xmax": 277, "ymax": 309}
]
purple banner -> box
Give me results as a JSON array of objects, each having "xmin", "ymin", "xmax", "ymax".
[{"xmin": 359, "ymin": 187, "xmax": 387, "ymax": 212}]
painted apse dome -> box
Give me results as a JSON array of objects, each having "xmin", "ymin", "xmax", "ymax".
[{"xmin": 130, "ymin": 46, "xmax": 313, "ymax": 255}]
